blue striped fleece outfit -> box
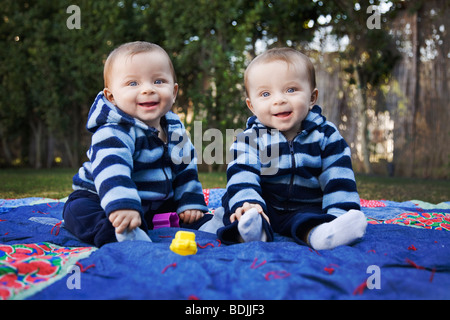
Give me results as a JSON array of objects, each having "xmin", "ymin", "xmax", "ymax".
[
  {"xmin": 217, "ymin": 105, "xmax": 361, "ymax": 245},
  {"xmin": 63, "ymin": 92, "xmax": 210, "ymax": 246}
]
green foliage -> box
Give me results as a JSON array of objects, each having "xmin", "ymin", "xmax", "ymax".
[{"xmin": 0, "ymin": 0, "xmax": 402, "ymax": 170}]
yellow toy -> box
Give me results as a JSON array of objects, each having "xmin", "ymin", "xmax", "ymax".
[{"xmin": 170, "ymin": 231, "xmax": 198, "ymax": 256}]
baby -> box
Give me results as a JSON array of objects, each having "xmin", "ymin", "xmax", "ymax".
[
  {"xmin": 217, "ymin": 47, "xmax": 367, "ymax": 250},
  {"xmin": 63, "ymin": 41, "xmax": 212, "ymax": 246}
]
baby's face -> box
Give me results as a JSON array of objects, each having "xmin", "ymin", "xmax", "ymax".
[
  {"xmin": 245, "ymin": 60, "xmax": 317, "ymax": 141},
  {"xmin": 103, "ymin": 50, "xmax": 178, "ymax": 130}
]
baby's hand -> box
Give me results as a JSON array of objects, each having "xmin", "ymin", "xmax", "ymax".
[
  {"xmin": 230, "ymin": 202, "xmax": 269, "ymax": 223},
  {"xmin": 109, "ymin": 209, "xmax": 141, "ymax": 234},
  {"xmin": 179, "ymin": 209, "xmax": 204, "ymax": 224}
]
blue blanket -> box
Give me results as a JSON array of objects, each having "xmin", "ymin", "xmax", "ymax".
[{"xmin": 1, "ymin": 191, "xmax": 450, "ymax": 300}]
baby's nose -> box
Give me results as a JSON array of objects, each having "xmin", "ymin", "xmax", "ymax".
[
  {"xmin": 273, "ymin": 93, "xmax": 287, "ymax": 105},
  {"xmin": 141, "ymin": 83, "xmax": 156, "ymax": 94}
]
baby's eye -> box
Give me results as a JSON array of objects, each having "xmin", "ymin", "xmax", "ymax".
[
  {"xmin": 287, "ymin": 87, "xmax": 296, "ymax": 93},
  {"xmin": 154, "ymin": 79, "xmax": 164, "ymax": 84},
  {"xmin": 261, "ymin": 92, "xmax": 270, "ymax": 97},
  {"xmin": 128, "ymin": 81, "xmax": 138, "ymax": 86}
]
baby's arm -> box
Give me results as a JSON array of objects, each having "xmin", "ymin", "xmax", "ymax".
[
  {"xmin": 225, "ymin": 130, "xmax": 267, "ymax": 222},
  {"xmin": 319, "ymin": 127, "xmax": 360, "ymax": 215},
  {"xmin": 90, "ymin": 125, "xmax": 142, "ymax": 218},
  {"xmin": 230, "ymin": 202, "xmax": 269, "ymax": 224},
  {"xmin": 179, "ymin": 209, "xmax": 204, "ymax": 224},
  {"xmin": 109, "ymin": 209, "xmax": 141, "ymax": 234}
]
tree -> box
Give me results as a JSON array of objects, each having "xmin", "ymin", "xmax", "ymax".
[
  {"xmin": 3, "ymin": 0, "xmax": 444, "ymax": 178},
  {"xmin": 312, "ymin": 0, "xmax": 401, "ymax": 174},
  {"xmin": 0, "ymin": 0, "xmax": 152, "ymax": 167}
]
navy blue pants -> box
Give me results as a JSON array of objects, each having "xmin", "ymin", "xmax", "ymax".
[
  {"xmin": 63, "ymin": 190, "xmax": 212, "ymax": 247},
  {"xmin": 217, "ymin": 202, "xmax": 336, "ymax": 246}
]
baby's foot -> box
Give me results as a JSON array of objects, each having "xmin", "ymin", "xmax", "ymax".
[
  {"xmin": 116, "ymin": 227, "xmax": 152, "ymax": 242},
  {"xmin": 308, "ymin": 209, "xmax": 367, "ymax": 250},
  {"xmin": 238, "ymin": 208, "xmax": 267, "ymax": 242},
  {"xmin": 199, "ymin": 207, "xmax": 225, "ymax": 233}
]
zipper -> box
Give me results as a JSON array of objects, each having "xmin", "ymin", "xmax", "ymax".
[
  {"xmin": 152, "ymin": 127, "xmax": 171, "ymax": 201},
  {"xmin": 286, "ymin": 140, "xmax": 296, "ymax": 210},
  {"xmin": 162, "ymin": 143, "xmax": 171, "ymax": 199}
]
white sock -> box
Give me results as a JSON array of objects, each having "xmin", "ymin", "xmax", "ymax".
[
  {"xmin": 116, "ymin": 227, "xmax": 152, "ymax": 242},
  {"xmin": 238, "ymin": 208, "xmax": 267, "ymax": 242},
  {"xmin": 199, "ymin": 207, "xmax": 225, "ymax": 234},
  {"xmin": 308, "ymin": 209, "xmax": 367, "ymax": 250}
]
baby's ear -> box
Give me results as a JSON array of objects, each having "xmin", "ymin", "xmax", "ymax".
[
  {"xmin": 103, "ymin": 88, "xmax": 115, "ymax": 104},
  {"xmin": 309, "ymin": 88, "xmax": 318, "ymax": 108},
  {"xmin": 246, "ymin": 98, "xmax": 255, "ymax": 114},
  {"xmin": 172, "ymin": 83, "xmax": 179, "ymax": 103}
]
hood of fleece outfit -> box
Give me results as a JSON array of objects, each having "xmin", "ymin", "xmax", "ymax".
[{"xmin": 86, "ymin": 91, "xmax": 158, "ymax": 134}]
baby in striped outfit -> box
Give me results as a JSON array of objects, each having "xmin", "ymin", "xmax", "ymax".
[
  {"xmin": 217, "ymin": 48, "xmax": 367, "ymax": 250},
  {"xmin": 63, "ymin": 42, "xmax": 211, "ymax": 246}
]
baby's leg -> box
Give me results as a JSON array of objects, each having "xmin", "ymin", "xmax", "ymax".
[
  {"xmin": 307, "ymin": 209, "xmax": 367, "ymax": 250},
  {"xmin": 198, "ymin": 207, "xmax": 225, "ymax": 233},
  {"xmin": 238, "ymin": 208, "xmax": 267, "ymax": 242},
  {"xmin": 63, "ymin": 190, "xmax": 117, "ymax": 247}
]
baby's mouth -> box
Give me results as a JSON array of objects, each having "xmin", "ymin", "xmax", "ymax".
[
  {"xmin": 138, "ymin": 101, "xmax": 159, "ymax": 108},
  {"xmin": 274, "ymin": 111, "xmax": 292, "ymax": 118}
]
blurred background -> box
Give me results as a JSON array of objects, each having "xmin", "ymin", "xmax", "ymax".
[{"xmin": 0, "ymin": 0, "xmax": 448, "ymax": 179}]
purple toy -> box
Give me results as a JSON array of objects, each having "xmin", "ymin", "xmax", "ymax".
[{"xmin": 152, "ymin": 212, "xmax": 180, "ymax": 229}]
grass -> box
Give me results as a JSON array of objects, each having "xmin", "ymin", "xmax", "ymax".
[
  {"xmin": 355, "ymin": 175, "xmax": 449, "ymax": 204},
  {"xmin": 0, "ymin": 168, "xmax": 76, "ymax": 199},
  {"xmin": 0, "ymin": 168, "xmax": 227, "ymax": 200},
  {"xmin": 0, "ymin": 168, "xmax": 448, "ymax": 204}
]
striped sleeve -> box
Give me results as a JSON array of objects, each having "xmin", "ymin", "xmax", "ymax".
[
  {"xmin": 318, "ymin": 124, "xmax": 360, "ymax": 216},
  {"xmin": 225, "ymin": 130, "xmax": 266, "ymax": 214},
  {"xmin": 90, "ymin": 124, "xmax": 142, "ymax": 216}
]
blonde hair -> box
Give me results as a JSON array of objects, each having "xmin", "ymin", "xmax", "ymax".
[
  {"xmin": 244, "ymin": 47, "xmax": 316, "ymax": 96},
  {"xmin": 103, "ymin": 41, "xmax": 176, "ymax": 87}
]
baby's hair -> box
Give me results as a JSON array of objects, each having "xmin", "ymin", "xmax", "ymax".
[
  {"xmin": 103, "ymin": 41, "xmax": 176, "ymax": 87},
  {"xmin": 244, "ymin": 47, "xmax": 316, "ymax": 96}
]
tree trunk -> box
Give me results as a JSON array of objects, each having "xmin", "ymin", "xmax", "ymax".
[
  {"xmin": 0, "ymin": 132, "xmax": 13, "ymax": 165},
  {"xmin": 46, "ymin": 133, "xmax": 55, "ymax": 168},
  {"xmin": 29, "ymin": 120, "xmax": 43, "ymax": 169},
  {"xmin": 354, "ymin": 71, "xmax": 372, "ymax": 174}
]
